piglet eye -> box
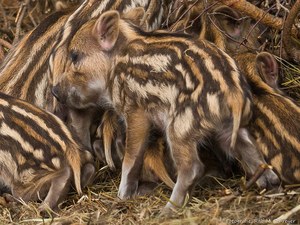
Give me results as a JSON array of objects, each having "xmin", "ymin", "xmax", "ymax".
[{"xmin": 70, "ymin": 51, "xmax": 80, "ymax": 64}]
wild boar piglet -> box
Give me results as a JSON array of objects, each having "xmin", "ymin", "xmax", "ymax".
[
  {"xmin": 52, "ymin": 9, "xmax": 279, "ymax": 212},
  {"xmin": 0, "ymin": 92, "xmax": 94, "ymax": 213},
  {"xmin": 235, "ymin": 51, "xmax": 300, "ymax": 184}
]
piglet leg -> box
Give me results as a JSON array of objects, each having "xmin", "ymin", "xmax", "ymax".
[
  {"xmin": 163, "ymin": 128, "xmax": 204, "ymax": 213},
  {"xmin": 218, "ymin": 127, "xmax": 280, "ymax": 189},
  {"xmin": 118, "ymin": 109, "xmax": 151, "ymax": 199},
  {"xmin": 38, "ymin": 166, "xmax": 71, "ymax": 214}
]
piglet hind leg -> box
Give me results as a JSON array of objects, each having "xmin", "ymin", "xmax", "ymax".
[
  {"xmin": 118, "ymin": 109, "xmax": 151, "ymax": 200},
  {"xmin": 218, "ymin": 128, "xmax": 280, "ymax": 189},
  {"xmin": 81, "ymin": 163, "xmax": 95, "ymax": 188},
  {"xmin": 237, "ymin": 129, "xmax": 280, "ymax": 189},
  {"xmin": 162, "ymin": 129, "xmax": 204, "ymax": 215},
  {"xmin": 38, "ymin": 166, "xmax": 72, "ymax": 216}
]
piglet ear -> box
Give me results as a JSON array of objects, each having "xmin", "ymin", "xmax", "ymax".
[
  {"xmin": 93, "ymin": 10, "xmax": 120, "ymax": 51},
  {"xmin": 255, "ymin": 52, "xmax": 279, "ymax": 89},
  {"xmin": 212, "ymin": 6, "xmax": 242, "ymax": 39}
]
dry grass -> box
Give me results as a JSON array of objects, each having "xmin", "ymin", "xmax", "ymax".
[
  {"xmin": 279, "ymin": 57, "xmax": 300, "ymax": 103},
  {"xmin": 1, "ymin": 165, "xmax": 300, "ymax": 224}
]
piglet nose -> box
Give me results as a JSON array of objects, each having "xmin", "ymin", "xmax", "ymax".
[{"xmin": 51, "ymin": 85, "xmax": 60, "ymax": 101}]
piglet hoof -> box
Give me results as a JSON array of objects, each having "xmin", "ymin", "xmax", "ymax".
[
  {"xmin": 160, "ymin": 203, "xmax": 177, "ymax": 218},
  {"xmin": 118, "ymin": 181, "xmax": 138, "ymax": 200},
  {"xmin": 256, "ymin": 167, "xmax": 280, "ymax": 190},
  {"xmin": 2, "ymin": 193, "xmax": 16, "ymax": 203},
  {"xmin": 38, "ymin": 203, "xmax": 57, "ymax": 218}
]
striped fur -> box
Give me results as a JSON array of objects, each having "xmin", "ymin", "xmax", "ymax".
[
  {"xmin": 195, "ymin": 5, "xmax": 300, "ymax": 184},
  {"xmin": 198, "ymin": 4, "xmax": 264, "ymax": 54},
  {"xmin": 0, "ymin": 0, "xmax": 165, "ymax": 146},
  {"xmin": 52, "ymin": 10, "xmax": 279, "ymax": 211},
  {"xmin": 0, "ymin": 0, "xmax": 173, "ymax": 192},
  {"xmin": 234, "ymin": 52, "xmax": 300, "ymax": 184},
  {"xmin": 0, "ymin": 0, "xmax": 163, "ymax": 108},
  {"xmin": 167, "ymin": 1, "xmax": 264, "ymax": 54},
  {"xmin": 0, "ymin": 92, "xmax": 94, "ymax": 212},
  {"xmin": 0, "ymin": 0, "xmax": 172, "ymax": 196},
  {"xmin": 49, "ymin": 0, "xmax": 165, "ymax": 150},
  {"xmin": 194, "ymin": 3, "xmax": 300, "ymax": 185},
  {"xmin": 0, "ymin": 10, "xmax": 71, "ymax": 110},
  {"xmin": 50, "ymin": 0, "xmax": 164, "ymax": 95}
]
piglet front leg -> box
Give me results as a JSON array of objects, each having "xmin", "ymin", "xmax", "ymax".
[{"xmin": 118, "ymin": 109, "xmax": 151, "ymax": 199}]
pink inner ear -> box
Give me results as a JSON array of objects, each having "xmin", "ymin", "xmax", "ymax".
[
  {"xmin": 265, "ymin": 56, "xmax": 272, "ymax": 69},
  {"xmin": 98, "ymin": 21, "xmax": 107, "ymax": 37},
  {"xmin": 231, "ymin": 26, "xmax": 241, "ymax": 38},
  {"xmin": 265, "ymin": 56, "xmax": 278, "ymax": 77},
  {"xmin": 93, "ymin": 12, "xmax": 119, "ymax": 51},
  {"xmin": 259, "ymin": 54, "xmax": 279, "ymax": 88},
  {"xmin": 214, "ymin": 6, "xmax": 243, "ymax": 39},
  {"xmin": 94, "ymin": 23, "xmax": 111, "ymax": 51},
  {"xmin": 100, "ymin": 40, "xmax": 114, "ymax": 51}
]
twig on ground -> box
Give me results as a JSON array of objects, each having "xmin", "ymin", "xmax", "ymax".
[
  {"xmin": 273, "ymin": 204, "xmax": 300, "ymax": 223},
  {"xmin": 0, "ymin": 38, "xmax": 12, "ymax": 49},
  {"xmin": 14, "ymin": 0, "xmax": 30, "ymax": 44},
  {"xmin": 0, "ymin": 3, "xmax": 9, "ymax": 29},
  {"xmin": 282, "ymin": 0, "xmax": 300, "ymax": 63},
  {"xmin": 245, "ymin": 164, "xmax": 273, "ymax": 190},
  {"xmin": 217, "ymin": 0, "xmax": 298, "ymax": 37}
]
